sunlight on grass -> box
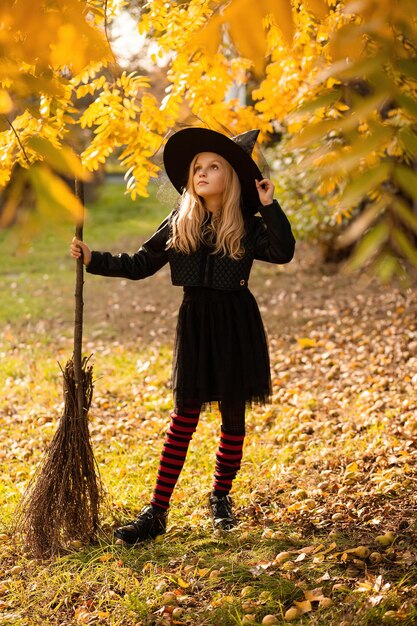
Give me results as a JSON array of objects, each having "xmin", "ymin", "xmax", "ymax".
[
  {"xmin": 2, "ymin": 181, "xmax": 417, "ymax": 625},
  {"xmin": 0, "ymin": 181, "xmax": 168, "ymax": 326}
]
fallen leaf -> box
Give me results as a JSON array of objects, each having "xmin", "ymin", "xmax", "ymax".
[
  {"xmin": 304, "ymin": 587, "xmax": 326, "ymax": 602},
  {"xmin": 297, "ymin": 337, "xmax": 317, "ymax": 349},
  {"xmin": 294, "ymin": 599, "xmax": 312, "ymax": 614}
]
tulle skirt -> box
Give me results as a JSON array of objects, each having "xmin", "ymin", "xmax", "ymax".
[{"xmin": 172, "ymin": 287, "xmax": 271, "ymax": 407}]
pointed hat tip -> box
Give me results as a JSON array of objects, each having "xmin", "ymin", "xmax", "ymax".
[{"xmin": 232, "ymin": 129, "xmax": 260, "ymax": 155}]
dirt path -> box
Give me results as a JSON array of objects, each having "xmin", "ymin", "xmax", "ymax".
[
  {"xmin": 83, "ymin": 240, "xmax": 417, "ymax": 478},
  {"xmin": 83, "ymin": 241, "xmax": 417, "ymax": 386}
]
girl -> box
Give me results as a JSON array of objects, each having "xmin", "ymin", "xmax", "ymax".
[{"xmin": 70, "ymin": 127, "xmax": 295, "ymax": 544}]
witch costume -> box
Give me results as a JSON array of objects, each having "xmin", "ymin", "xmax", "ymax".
[
  {"xmin": 87, "ymin": 128, "xmax": 295, "ymax": 408},
  {"xmin": 86, "ymin": 128, "xmax": 295, "ymax": 541}
]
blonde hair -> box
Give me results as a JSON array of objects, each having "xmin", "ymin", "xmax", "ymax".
[{"xmin": 167, "ymin": 153, "xmax": 245, "ymax": 259}]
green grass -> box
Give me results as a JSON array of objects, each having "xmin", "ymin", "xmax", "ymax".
[
  {"xmin": 0, "ymin": 181, "xmax": 168, "ymax": 327},
  {"xmin": 1, "ymin": 181, "xmax": 417, "ymax": 625}
]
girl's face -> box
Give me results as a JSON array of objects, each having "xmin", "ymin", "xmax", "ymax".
[{"xmin": 192, "ymin": 152, "xmax": 227, "ymax": 208}]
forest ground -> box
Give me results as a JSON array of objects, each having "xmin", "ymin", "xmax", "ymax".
[{"xmin": 1, "ymin": 183, "xmax": 417, "ymax": 625}]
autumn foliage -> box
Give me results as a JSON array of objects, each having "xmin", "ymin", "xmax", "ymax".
[{"xmin": 1, "ymin": 0, "xmax": 417, "ymax": 276}]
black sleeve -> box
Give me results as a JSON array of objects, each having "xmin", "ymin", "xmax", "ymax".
[
  {"xmin": 253, "ymin": 200, "xmax": 295, "ymax": 264},
  {"xmin": 86, "ymin": 214, "xmax": 171, "ymax": 280}
]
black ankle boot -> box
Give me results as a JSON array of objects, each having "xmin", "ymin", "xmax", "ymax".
[
  {"xmin": 114, "ymin": 505, "xmax": 168, "ymax": 544},
  {"xmin": 208, "ymin": 493, "xmax": 236, "ymax": 530}
]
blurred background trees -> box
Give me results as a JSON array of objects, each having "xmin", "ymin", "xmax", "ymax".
[{"xmin": 1, "ymin": 0, "xmax": 417, "ymax": 279}]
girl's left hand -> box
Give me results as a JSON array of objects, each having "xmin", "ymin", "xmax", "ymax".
[{"xmin": 255, "ymin": 178, "xmax": 275, "ymax": 206}]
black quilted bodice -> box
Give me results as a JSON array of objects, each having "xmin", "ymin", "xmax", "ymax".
[
  {"xmin": 167, "ymin": 233, "xmax": 255, "ymax": 291},
  {"xmin": 86, "ymin": 201, "xmax": 295, "ymax": 287}
]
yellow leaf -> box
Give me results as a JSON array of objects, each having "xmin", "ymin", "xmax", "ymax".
[
  {"xmin": 320, "ymin": 542, "xmax": 337, "ymax": 555},
  {"xmin": 0, "ymin": 170, "xmax": 24, "ymax": 229},
  {"xmin": 345, "ymin": 461, "xmax": 359, "ymax": 473},
  {"xmin": 297, "ymin": 337, "xmax": 317, "ymax": 349},
  {"xmin": 98, "ymin": 553, "xmax": 114, "ymax": 563},
  {"xmin": 221, "ymin": 595, "xmax": 234, "ymax": 604},
  {"xmin": 0, "ymin": 89, "xmax": 13, "ymax": 114},
  {"xmin": 28, "ymin": 138, "xmax": 91, "ymax": 182},
  {"xmin": 142, "ymin": 562, "xmax": 153, "ymax": 573},
  {"xmin": 192, "ymin": 0, "xmax": 295, "ymax": 75},
  {"xmin": 294, "ymin": 599, "xmax": 312, "ymax": 614},
  {"xmin": 76, "ymin": 84, "xmax": 94, "ymax": 98},
  {"xmin": 198, "ymin": 568, "xmax": 211, "ymax": 577},
  {"xmin": 211, "ymin": 595, "xmax": 234, "ymax": 607},
  {"xmin": 287, "ymin": 501, "xmax": 303, "ymax": 512},
  {"xmin": 312, "ymin": 553, "xmax": 325, "ymax": 563},
  {"xmin": 356, "ymin": 581, "xmax": 373, "ymax": 592},
  {"xmin": 326, "ymin": 77, "xmax": 341, "ymax": 89},
  {"xmin": 29, "ymin": 163, "xmax": 84, "ymax": 223},
  {"xmin": 177, "ymin": 577, "xmax": 190, "ymax": 589},
  {"xmin": 303, "ymin": 0, "xmax": 328, "ymax": 18},
  {"xmin": 300, "ymin": 545, "xmax": 320, "ymax": 555},
  {"xmin": 287, "ymin": 121, "xmax": 304, "ymax": 134}
]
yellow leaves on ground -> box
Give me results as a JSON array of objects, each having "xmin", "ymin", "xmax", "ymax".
[
  {"xmin": 2, "ymin": 250, "xmax": 417, "ymax": 623},
  {"xmin": 74, "ymin": 604, "xmax": 109, "ymax": 623},
  {"xmin": 254, "ymin": 585, "xmax": 332, "ymax": 622}
]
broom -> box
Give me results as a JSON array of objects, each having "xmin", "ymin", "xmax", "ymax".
[{"xmin": 17, "ymin": 179, "xmax": 102, "ymax": 558}]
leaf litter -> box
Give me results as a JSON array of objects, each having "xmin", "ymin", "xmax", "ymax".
[{"xmin": 1, "ymin": 243, "xmax": 417, "ymax": 624}]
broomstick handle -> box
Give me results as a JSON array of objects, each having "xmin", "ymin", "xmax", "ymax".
[{"xmin": 74, "ymin": 179, "xmax": 85, "ymax": 418}]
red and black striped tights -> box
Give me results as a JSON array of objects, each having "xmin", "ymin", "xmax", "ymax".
[{"xmin": 150, "ymin": 399, "xmax": 245, "ymax": 511}]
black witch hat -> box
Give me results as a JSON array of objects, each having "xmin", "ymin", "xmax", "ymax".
[{"xmin": 163, "ymin": 127, "xmax": 265, "ymax": 213}]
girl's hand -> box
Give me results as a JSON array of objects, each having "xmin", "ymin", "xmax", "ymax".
[
  {"xmin": 70, "ymin": 237, "xmax": 92, "ymax": 266},
  {"xmin": 255, "ymin": 178, "xmax": 275, "ymax": 206}
]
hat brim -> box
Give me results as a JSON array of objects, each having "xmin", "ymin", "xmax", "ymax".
[{"xmin": 163, "ymin": 128, "xmax": 263, "ymax": 212}]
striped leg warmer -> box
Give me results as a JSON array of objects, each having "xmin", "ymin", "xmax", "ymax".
[
  {"xmin": 212, "ymin": 430, "xmax": 245, "ymax": 496},
  {"xmin": 151, "ymin": 405, "xmax": 200, "ymax": 510}
]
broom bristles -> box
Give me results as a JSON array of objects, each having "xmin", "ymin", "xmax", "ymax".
[{"xmin": 17, "ymin": 356, "xmax": 102, "ymax": 558}]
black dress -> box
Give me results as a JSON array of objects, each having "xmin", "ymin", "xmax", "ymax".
[
  {"xmin": 173, "ymin": 285, "xmax": 271, "ymax": 408},
  {"xmin": 86, "ymin": 202, "xmax": 295, "ymax": 409}
]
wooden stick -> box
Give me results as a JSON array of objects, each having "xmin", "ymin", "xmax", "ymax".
[{"xmin": 73, "ymin": 179, "xmax": 85, "ymax": 420}]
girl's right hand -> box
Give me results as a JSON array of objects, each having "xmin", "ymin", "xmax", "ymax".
[{"xmin": 70, "ymin": 237, "xmax": 92, "ymax": 266}]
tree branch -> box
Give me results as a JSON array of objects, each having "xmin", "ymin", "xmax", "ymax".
[{"xmin": 5, "ymin": 116, "xmax": 31, "ymax": 166}]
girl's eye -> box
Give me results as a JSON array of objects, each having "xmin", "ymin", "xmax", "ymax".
[{"xmin": 212, "ymin": 164, "xmax": 218, "ymax": 170}]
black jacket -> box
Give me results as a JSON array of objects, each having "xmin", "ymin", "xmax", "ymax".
[{"xmin": 87, "ymin": 200, "xmax": 295, "ymax": 291}]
